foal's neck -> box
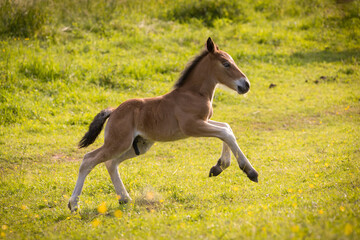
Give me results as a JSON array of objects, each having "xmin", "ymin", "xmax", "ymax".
[{"xmin": 180, "ymin": 57, "xmax": 218, "ymax": 102}]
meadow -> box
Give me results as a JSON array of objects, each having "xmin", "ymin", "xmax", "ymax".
[{"xmin": 0, "ymin": 0, "xmax": 359, "ymax": 239}]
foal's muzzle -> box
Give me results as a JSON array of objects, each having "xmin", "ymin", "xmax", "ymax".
[{"xmin": 236, "ymin": 78, "xmax": 250, "ymax": 94}]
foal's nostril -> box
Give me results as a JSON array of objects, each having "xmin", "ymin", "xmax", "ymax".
[{"xmin": 244, "ymin": 80, "xmax": 250, "ymax": 90}]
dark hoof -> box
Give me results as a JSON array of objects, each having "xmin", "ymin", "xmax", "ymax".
[
  {"xmin": 247, "ymin": 169, "xmax": 259, "ymax": 183},
  {"xmin": 119, "ymin": 199, "xmax": 129, "ymax": 205},
  {"xmin": 209, "ymin": 165, "xmax": 223, "ymax": 177},
  {"xmin": 68, "ymin": 201, "xmax": 78, "ymax": 212}
]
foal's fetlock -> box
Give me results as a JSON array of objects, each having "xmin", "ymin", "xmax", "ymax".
[{"xmin": 246, "ymin": 169, "xmax": 259, "ymax": 183}]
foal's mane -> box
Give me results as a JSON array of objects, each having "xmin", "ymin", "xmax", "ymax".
[{"xmin": 174, "ymin": 50, "xmax": 208, "ymax": 88}]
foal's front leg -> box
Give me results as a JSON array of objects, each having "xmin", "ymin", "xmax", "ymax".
[
  {"xmin": 208, "ymin": 120, "xmax": 231, "ymax": 177},
  {"xmin": 181, "ymin": 119, "xmax": 258, "ymax": 182}
]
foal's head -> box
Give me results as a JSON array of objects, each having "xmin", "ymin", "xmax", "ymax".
[{"xmin": 206, "ymin": 37, "xmax": 250, "ymax": 94}]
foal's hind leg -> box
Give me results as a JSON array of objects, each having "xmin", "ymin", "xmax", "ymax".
[
  {"xmin": 68, "ymin": 138, "xmax": 134, "ymax": 212},
  {"xmin": 105, "ymin": 137, "xmax": 154, "ymax": 204},
  {"xmin": 68, "ymin": 147, "xmax": 110, "ymax": 211},
  {"xmin": 208, "ymin": 121, "xmax": 231, "ymax": 177}
]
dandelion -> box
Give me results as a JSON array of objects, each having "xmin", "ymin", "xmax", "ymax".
[
  {"xmin": 116, "ymin": 195, "xmax": 121, "ymax": 200},
  {"xmin": 114, "ymin": 210, "xmax": 122, "ymax": 218},
  {"xmin": 25, "ymin": 38, "xmax": 29, "ymax": 41},
  {"xmin": 292, "ymin": 203, "xmax": 297, "ymax": 208},
  {"xmin": 291, "ymin": 225, "xmax": 299, "ymax": 233},
  {"xmin": 34, "ymin": 214, "xmax": 39, "ymax": 218},
  {"xmin": 340, "ymin": 206, "xmax": 345, "ymax": 212},
  {"xmin": 309, "ymin": 184, "xmax": 314, "ymax": 189},
  {"xmin": 314, "ymin": 174, "xmax": 319, "ymax": 178},
  {"xmin": 318, "ymin": 209, "xmax": 324, "ymax": 215},
  {"xmin": 298, "ymin": 189, "xmax": 303, "ymax": 194},
  {"xmin": 159, "ymin": 199, "xmax": 164, "ymax": 203},
  {"xmin": 1, "ymin": 225, "xmax": 7, "ymax": 230},
  {"xmin": 233, "ymin": 186, "xmax": 239, "ymax": 191},
  {"xmin": 344, "ymin": 223, "xmax": 353, "ymax": 235},
  {"xmin": 287, "ymin": 188, "xmax": 293, "ymax": 193},
  {"xmin": 97, "ymin": 202, "xmax": 107, "ymax": 214},
  {"xmin": 1, "ymin": 232, "xmax": 5, "ymax": 237},
  {"xmin": 21, "ymin": 205, "xmax": 27, "ymax": 210},
  {"xmin": 262, "ymin": 205, "xmax": 268, "ymax": 210},
  {"xmin": 325, "ymin": 163, "xmax": 329, "ymax": 167},
  {"xmin": 91, "ymin": 219, "xmax": 101, "ymax": 227}
]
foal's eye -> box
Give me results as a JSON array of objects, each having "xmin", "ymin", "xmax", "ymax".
[{"xmin": 222, "ymin": 62, "xmax": 231, "ymax": 68}]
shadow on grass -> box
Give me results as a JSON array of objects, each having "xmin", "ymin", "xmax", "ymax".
[
  {"xmin": 240, "ymin": 48, "xmax": 360, "ymax": 65},
  {"xmin": 289, "ymin": 48, "xmax": 360, "ymax": 65}
]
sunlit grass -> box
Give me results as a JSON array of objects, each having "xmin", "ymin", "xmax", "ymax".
[{"xmin": 0, "ymin": 0, "xmax": 359, "ymax": 239}]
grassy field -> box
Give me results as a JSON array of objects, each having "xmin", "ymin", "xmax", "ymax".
[{"xmin": 0, "ymin": 0, "xmax": 359, "ymax": 239}]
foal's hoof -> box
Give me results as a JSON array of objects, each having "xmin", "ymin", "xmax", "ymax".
[
  {"xmin": 119, "ymin": 199, "xmax": 130, "ymax": 205},
  {"xmin": 247, "ymin": 169, "xmax": 259, "ymax": 183},
  {"xmin": 209, "ymin": 165, "xmax": 223, "ymax": 177},
  {"xmin": 68, "ymin": 201, "xmax": 79, "ymax": 212}
]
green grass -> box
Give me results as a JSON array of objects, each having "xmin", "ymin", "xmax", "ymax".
[{"xmin": 0, "ymin": 0, "xmax": 359, "ymax": 239}]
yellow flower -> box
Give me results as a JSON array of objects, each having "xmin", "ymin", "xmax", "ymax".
[
  {"xmin": 318, "ymin": 209, "xmax": 324, "ymax": 214},
  {"xmin": 91, "ymin": 219, "xmax": 101, "ymax": 227},
  {"xmin": 340, "ymin": 206, "xmax": 345, "ymax": 212},
  {"xmin": 309, "ymin": 184, "xmax": 314, "ymax": 189},
  {"xmin": 21, "ymin": 205, "xmax": 27, "ymax": 210},
  {"xmin": 298, "ymin": 189, "xmax": 303, "ymax": 194},
  {"xmin": 314, "ymin": 174, "xmax": 319, "ymax": 178},
  {"xmin": 344, "ymin": 223, "xmax": 353, "ymax": 235},
  {"xmin": 97, "ymin": 202, "xmax": 107, "ymax": 214},
  {"xmin": 292, "ymin": 203, "xmax": 297, "ymax": 208},
  {"xmin": 114, "ymin": 210, "xmax": 122, "ymax": 218},
  {"xmin": 1, "ymin": 232, "xmax": 6, "ymax": 237},
  {"xmin": 291, "ymin": 225, "xmax": 299, "ymax": 233},
  {"xmin": 233, "ymin": 186, "xmax": 239, "ymax": 191},
  {"xmin": 25, "ymin": 38, "xmax": 29, "ymax": 40},
  {"xmin": 287, "ymin": 188, "xmax": 293, "ymax": 193},
  {"xmin": 1, "ymin": 225, "xmax": 7, "ymax": 230},
  {"xmin": 325, "ymin": 163, "xmax": 329, "ymax": 167}
]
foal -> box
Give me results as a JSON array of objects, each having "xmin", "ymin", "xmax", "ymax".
[{"xmin": 68, "ymin": 38, "xmax": 258, "ymax": 211}]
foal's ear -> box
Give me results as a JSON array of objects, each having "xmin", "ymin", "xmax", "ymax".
[{"xmin": 206, "ymin": 37, "xmax": 216, "ymax": 53}]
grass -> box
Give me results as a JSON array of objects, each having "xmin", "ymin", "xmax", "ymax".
[{"xmin": 0, "ymin": 0, "xmax": 359, "ymax": 239}]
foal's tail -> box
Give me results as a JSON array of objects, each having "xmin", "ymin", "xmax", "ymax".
[{"xmin": 78, "ymin": 108, "xmax": 114, "ymax": 148}]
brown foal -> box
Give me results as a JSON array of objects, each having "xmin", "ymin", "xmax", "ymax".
[{"xmin": 68, "ymin": 38, "xmax": 258, "ymax": 211}]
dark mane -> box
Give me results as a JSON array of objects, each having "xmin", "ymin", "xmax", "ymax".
[{"xmin": 174, "ymin": 50, "xmax": 208, "ymax": 88}]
